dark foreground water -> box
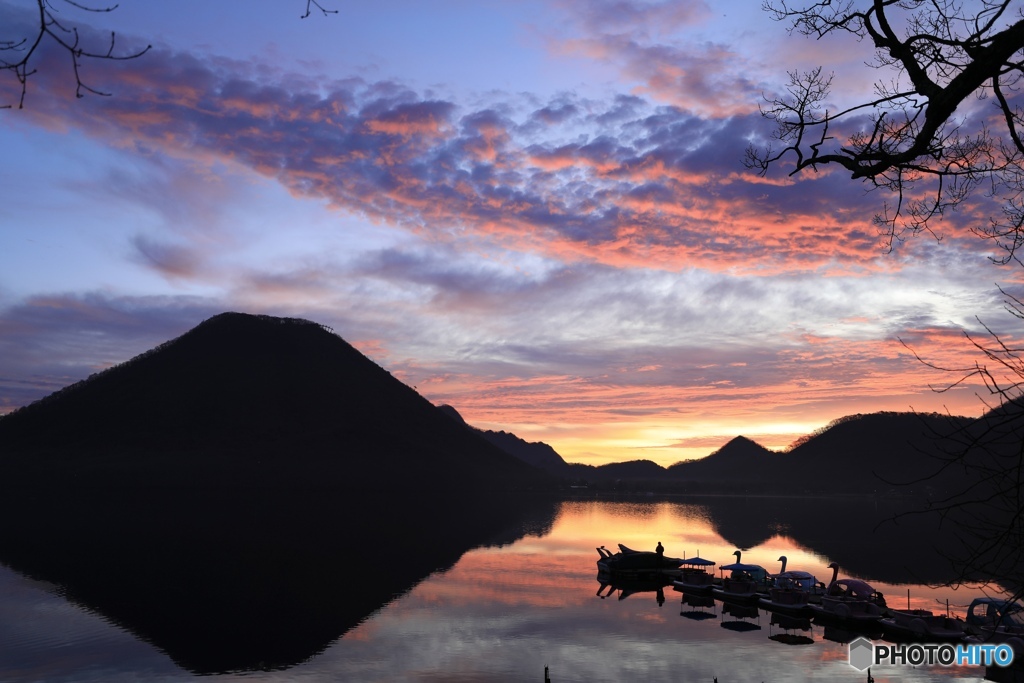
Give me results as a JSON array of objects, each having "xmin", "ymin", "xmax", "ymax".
[{"xmin": 0, "ymin": 497, "xmax": 1016, "ymax": 682}]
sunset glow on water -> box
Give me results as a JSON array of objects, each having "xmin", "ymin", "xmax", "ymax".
[{"xmin": 2, "ymin": 498, "xmax": 1008, "ymax": 682}]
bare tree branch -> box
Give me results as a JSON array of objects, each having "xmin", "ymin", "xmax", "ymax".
[
  {"xmin": 898, "ymin": 289, "xmax": 1024, "ymax": 594},
  {"xmin": 749, "ymin": 0, "xmax": 1024, "ymax": 258},
  {"xmin": 1, "ymin": 1, "xmax": 337, "ymax": 108},
  {"xmin": 0, "ymin": 0, "xmax": 151, "ymax": 108},
  {"xmin": 302, "ymin": 0, "xmax": 339, "ymax": 19}
]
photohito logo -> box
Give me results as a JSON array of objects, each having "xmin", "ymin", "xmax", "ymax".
[{"xmin": 848, "ymin": 637, "xmax": 1016, "ymax": 670}]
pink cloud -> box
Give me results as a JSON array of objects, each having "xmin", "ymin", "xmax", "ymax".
[
  {"xmin": 6, "ymin": 25, "xmax": 909, "ymax": 276},
  {"xmin": 7, "ymin": 7, "xmax": 1011, "ymax": 290}
]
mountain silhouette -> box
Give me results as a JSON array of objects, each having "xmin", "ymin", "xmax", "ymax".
[
  {"xmin": 667, "ymin": 436, "xmax": 777, "ymax": 481},
  {"xmin": 434, "ymin": 408, "xmax": 972, "ymax": 495},
  {"xmin": 0, "ymin": 312, "xmax": 550, "ymax": 493},
  {"xmin": 0, "ymin": 312, "xmax": 558, "ymax": 673},
  {"xmin": 783, "ymin": 412, "xmax": 970, "ymax": 490},
  {"xmin": 439, "ymin": 404, "xmax": 570, "ymax": 473}
]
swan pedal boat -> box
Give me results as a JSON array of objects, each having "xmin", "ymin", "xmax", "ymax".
[
  {"xmin": 712, "ymin": 563, "xmax": 771, "ymax": 603},
  {"xmin": 808, "ymin": 578, "xmax": 888, "ymax": 625},
  {"xmin": 758, "ymin": 574, "xmax": 818, "ymax": 616},
  {"xmin": 759, "ymin": 558, "xmax": 825, "ymax": 615}
]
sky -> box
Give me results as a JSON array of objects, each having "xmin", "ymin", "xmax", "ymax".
[{"xmin": 2, "ymin": 0, "xmax": 1023, "ymax": 466}]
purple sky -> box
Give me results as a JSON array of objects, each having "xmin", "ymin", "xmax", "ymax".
[{"xmin": 2, "ymin": 0, "xmax": 1021, "ymax": 465}]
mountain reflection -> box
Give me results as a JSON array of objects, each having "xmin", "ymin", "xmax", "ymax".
[
  {"xmin": 0, "ymin": 485, "xmax": 560, "ymax": 674},
  {"xmin": 696, "ymin": 494, "xmax": 990, "ymax": 586},
  {"xmin": 0, "ymin": 492, "xmax": 1009, "ymax": 678}
]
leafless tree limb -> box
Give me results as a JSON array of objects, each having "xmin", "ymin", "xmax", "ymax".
[
  {"xmin": 748, "ymin": 1, "xmax": 1024, "ymax": 258},
  {"xmin": 0, "ymin": 0, "xmax": 150, "ymax": 108},
  {"xmin": 2, "ymin": 0, "xmax": 338, "ymax": 108},
  {"xmin": 897, "ymin": 288, "xmax": 1024, "ymax": 595}
]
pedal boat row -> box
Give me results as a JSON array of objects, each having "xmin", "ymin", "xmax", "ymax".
[{"xmin": 596, "ymin": 543, "xmax": 1023, "ymax": 655}]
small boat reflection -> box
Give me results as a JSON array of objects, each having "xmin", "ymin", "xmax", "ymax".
[
  {"xmin": 720, "ymin": 599, "xmax": 761, "ymax": 632},
  {"xmin": 983, "ymin": 664, "xmax": 1024, "ymax": 683},
  {"xmin": 820, "ymin": 622, "xmax": 884, "ymax": 644},
  {"xmin": 679, "ymin": 591, "xmax": 717, "ymax": 621},
  {"xmin": 596, "ymin": 574, "xmax": 671, "ymax": 606},
  {"xmin": 768, "ymin": 611, "xmax": 814, "ymax": 646}
]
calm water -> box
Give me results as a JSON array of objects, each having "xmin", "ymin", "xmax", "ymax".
[{"xmin": 0, "ymin": 498, "xmax": 1013, "ymax": 682}]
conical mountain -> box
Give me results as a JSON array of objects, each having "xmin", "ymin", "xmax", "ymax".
[
  {"xmin": 666, "ymin": 435, "xmax": 775, "ymax": 480},
  {"xmin": 706, "ymin": 435, "xmax": 774, "ymax": 462},
  {"xmin": 0, "ymin": 312, "xmax": 549, "ymax": 493}
]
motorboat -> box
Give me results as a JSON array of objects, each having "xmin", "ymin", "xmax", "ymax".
[
  {"xmin": 966, "ymin": 597, "xmax": 1024, "ymax": 631},
  {"xmin": 712, "ymin": 551, "xmax": 770, "ymax": 602},
  {"xmin": 596, "ymin": 543, "xmax": 685, "ymax": 575},
  {"xmin": 880, "ymin": 608, "xmax": 968, "ymax": 642},
  {"xmin": 964, "ymin": 598, "xmax": 1024, "ymax": 659},
  {"xmin": 671, "ymin": 556, "xmax": 717, "ymax": 594}
]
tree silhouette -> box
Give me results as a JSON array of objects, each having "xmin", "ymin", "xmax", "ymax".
[
  {"xmin": 1, "ymin": 0, "xmax": 151, "ymax": 109},
  {"xmin": 746, "ymin": 0, "xmax": 1024, "ymax": 262},
  {"xmin": 1, "ymin": 0, "xmax": 335, "ymax": 109},
  {"xmin": 751, "ymin": 0, "xmax": 1024, "ymax": 603},
  {"xmin": 899, "ymin": 290, "xmax": 1024, "ymax": 604}
]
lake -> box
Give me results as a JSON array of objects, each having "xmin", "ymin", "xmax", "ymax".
[{"xmin": 0, "ymin": 496, "xmax": 1017, "ymax": 682}]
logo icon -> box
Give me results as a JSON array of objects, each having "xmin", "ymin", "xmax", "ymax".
[{"xmin": 849, "ymin": 637, "xmax": 873, "ymax": 670}]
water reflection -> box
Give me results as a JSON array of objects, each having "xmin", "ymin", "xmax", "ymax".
[
  {"xmin": 1, "ymin": 496, "xmax": 1018, "ymax": 682},
  {"xmin": 720, "ymin": 600, "xmax": 762, "ymax": 632},
  {"xmin": 0, "ymin": 486, "xmax": 560, "ymax": 675},
  {"xmin": 678, "ymin": 592, "xmax": 717, "ymax": 621},
  {"xmin": 595, "ymin": 575, "xmax": 671, "ymax": 605},
  {"xmin": 768, "ymin": 611, "xmax": 814, "ymax": 646}
]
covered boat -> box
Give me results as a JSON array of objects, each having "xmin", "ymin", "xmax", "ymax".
[
  {"xmin": 966, "ymin": 598, "xmax": 1024, "ymax": 631},
  {"xmin": 965, "ymin": 598, "xmax": 1024, "ymax": 659},
  {"xmin": 671, "ymin": 556, "xmax": 717, "ymax": 594},
  {"xmin": 759, "ymin": 555, "xmax": 824, "ymax": 614},
  {"xmin": 712, "ymin": 551, "xmax": 770, "ymax": 602}
]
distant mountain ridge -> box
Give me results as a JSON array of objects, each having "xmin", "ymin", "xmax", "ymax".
[
  {"xmin": 0, "ymin": 311, "xmax": 994, "ymax": 497},
  {"xmin": 433, "ymin": 401, "xmax": 984, "ymax": 495},
  {"xmin": 450, "ymin": 408, "xmax": 977, "ymax": 495},
  {"xmin": 438, "ymin": 404, "xmax": 569, "ymax": 472}
]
